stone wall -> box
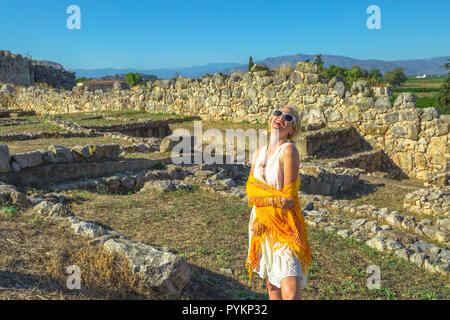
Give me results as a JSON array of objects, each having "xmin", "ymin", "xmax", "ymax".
[
  {"xmin": 31, "ymin": 62, "xmax": 76, "ymax": 90},
  {"xmin": 2, "ymin": 62, "xmax": 449, "ymax": 179},
  {"xmin": 0, "ymin": 50, "xmax": 32, "ymax": 85},
  {"xmin": 0, "ymin": 50, "xmax": 75, "ymax": 89}
]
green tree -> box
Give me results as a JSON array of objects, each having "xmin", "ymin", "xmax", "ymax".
[
  {"xmin": 321, "ymin": 65, "xmax": 347, "ymax": 80},
  {"xmin": 384, "ymin": 68, "xmax": 407, "ymax": 87},
  {"xmin": 368, "ymin": 69, "xmax": 383, "ymax": 85},
  {"xmin": 314, "ymin": 54, "xmax": 325, "ymax": 71},
  {"xmin": 126, "ymin": 73, "xmax": 143, "ymax": 87},
  {"xmin": 437, "ymin": 59, "xmax": 450, "ymax": 114},
  {"xmin": 345, "ymin": 65, "xmax": 368, "ymax": 87},
  {"xmin": 248, "ymin": 56, "xmax": 254, "ymax": 72},
  {"xmin": 76, "ymin": 77, "xmax": 93, "ymax": 83}
]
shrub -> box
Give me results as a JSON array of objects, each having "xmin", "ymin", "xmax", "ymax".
[
  {"xmin": 126, "ymin": 73, "xmax": 143, "ymax": 87},
  {"xmin": 437, "ymin": 60, "xmax": 450, "ymax": 113},
  {"xmin": 384, "ymin": 68, "xmax": 408, "ymax": 87}
]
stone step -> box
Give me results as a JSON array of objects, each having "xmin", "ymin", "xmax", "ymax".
[
  {"xmin": 0, "ymin": 157, "xmax": 172, "ymax": 188},
  {"xmin": 310, "ymin": 148, "xmax": 386, "ymax": 174},
  {"xmin": 294, "ymin": 126, "xmax": 362, "ymax": 159}
]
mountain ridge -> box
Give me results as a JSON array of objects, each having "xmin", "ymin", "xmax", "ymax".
[{"xmin": 72, "ymin": 53, "xmax": 449, "ymax": 79}]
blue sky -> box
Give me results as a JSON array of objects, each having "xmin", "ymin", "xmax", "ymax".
[{"xmin": 0, "ymin": 0, "xmax": 448, "ymax": 70}]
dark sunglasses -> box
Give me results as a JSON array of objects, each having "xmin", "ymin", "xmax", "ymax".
[{"xmin": 273, "ymin": 109, "xmax": 296, "ymax": 123}]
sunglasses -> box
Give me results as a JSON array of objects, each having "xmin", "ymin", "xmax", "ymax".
[{"xmin": 273, "ymin": 109, "xmax": 296, "ymax": 123}]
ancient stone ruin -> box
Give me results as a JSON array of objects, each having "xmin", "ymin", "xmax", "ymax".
[{"xmin": 0, "ymin": 50, "xmax": 75, "ymax": 89}]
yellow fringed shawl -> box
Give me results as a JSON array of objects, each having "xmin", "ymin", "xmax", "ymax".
[{"xmin": 246, "ymin": 173, "xmax": 312, "ymax": 279}]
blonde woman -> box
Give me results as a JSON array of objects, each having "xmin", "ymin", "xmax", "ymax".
[{"xmin": 246, "ymin": 106, "xmax": 311, "ymax": 300}]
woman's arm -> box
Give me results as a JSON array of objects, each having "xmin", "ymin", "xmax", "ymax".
[
  {"xmin": 280, "ymin": 144, "xmax": 300, "ymax": 209},
  {"xmin": 282, "ymin": 143, "xmax": 300, "ymax": 187}
]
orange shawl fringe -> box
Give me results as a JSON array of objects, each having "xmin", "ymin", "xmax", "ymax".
[{"xmin": 246, "ymin": 173, "xmax": 312, "ymax": 279}]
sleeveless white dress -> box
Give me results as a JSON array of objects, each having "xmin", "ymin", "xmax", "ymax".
[{"xmin": 248, "ymin": 142, "xmax": 307, "ymax": 288}]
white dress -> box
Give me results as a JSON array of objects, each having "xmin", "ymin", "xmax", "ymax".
[{"xmin": 248, "ymin": 142, "xmax": 307, "ymax": 288}]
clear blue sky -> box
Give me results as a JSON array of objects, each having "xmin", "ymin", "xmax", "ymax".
[{"xmin": 0, "ymin": 0, "xmax": 448, "ymax": 70}]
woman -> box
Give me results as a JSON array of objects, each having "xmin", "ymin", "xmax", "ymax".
[{"xmin": 246, "ymin": 106, "xmax": 312, "ymax": 300}]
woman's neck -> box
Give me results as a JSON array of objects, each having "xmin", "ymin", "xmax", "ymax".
[{"xmin": 268, "ymin": 135, "xmax": 287, "ymax": 153}]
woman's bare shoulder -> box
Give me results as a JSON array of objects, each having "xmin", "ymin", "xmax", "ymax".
[{"xmin": 282, "ymin": 143, "xmax": 299, "ymax": 157}]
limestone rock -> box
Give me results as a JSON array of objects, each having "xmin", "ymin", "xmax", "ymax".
[
  {"xmin": 105, "ymin": 176, "xmax": 121, "ymax": 193},
  {"xmin": 385, "ymin": 212, "xmax": 403, "ymax": 227},
  {"xmin": 366, "ymin": 236, "xmax": 386, "ymax": 251},
  {"xmin": 337, "ymin": 229, "xmax": 351, "ymax": 238},
  {"xmin": 33, "ymin": 200, "xmax": 53, "ymax": 216},
  {"xmin": 385, "ymin": 239, "xmax": 403, "ymax": 251},
  {"xmin": 48, "ymin": 145, "xmax": 73, "ymax": 163},
  {"xmin": 143, "ymin": 180, "xmax": 176, "ymax": 192},
  {"xmin": 48, "ymin": 203, "xmax": 72, "ymax": 217},
  {"xmin": 103, "ymin": 237, "xmax": 191, "ymax": 299},
  {"xmin": 410, "ymin": 252, "xmax": 429, "ymax": 267},
  {"xmin": 71, "ymin": 145, "xmax": 91, "ymax": 162},
  {"xmin": 395, "ymin": 248, "xmax": 413, "ymax": 261},
  {"xmin": 90, "ymin": 144, "xmax": 121, "ymax": 161},
  {"xmin": 68, "ymin": 216, "xmax": 109, "ymax": 238},
  {"xmin": 12, "ymin": 150, "xmax": 44, "ymax": 169}
]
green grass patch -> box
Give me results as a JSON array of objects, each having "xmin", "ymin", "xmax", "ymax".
[{"xmin": 1, "ymin": 202, "xmax": 19, "ymax": 216}]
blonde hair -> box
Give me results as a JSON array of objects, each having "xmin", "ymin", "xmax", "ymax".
[{"xmin": 268, "ymin": 106, "xmax": 301, "ymax": 141}]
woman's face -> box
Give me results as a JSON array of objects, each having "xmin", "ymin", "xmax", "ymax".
[{"xmin": 270, "ymin": 107, "xmax": 295, "ymax": 137}]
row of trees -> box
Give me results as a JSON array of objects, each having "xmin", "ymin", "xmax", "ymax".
[
  {"xmin": 246, "ymin": 54, "xmax": 409, "ymax": 87},
  {"xmin": 75, "ymin": 76, "xmax": 93, "ymax": 83},
  {"xmin": 76, "ymin": 73, "xmax": 145, "ymax": 87},
  {"xmin": 314, "ymin": 54, "xmax": 407, "ymax": 87}
]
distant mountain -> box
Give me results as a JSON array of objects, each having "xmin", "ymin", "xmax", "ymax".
[
  {"xmin": 73, "ymin": 54, "xmax": 449, "ymax": 80},
  {"xmin": 97, "ymin": 73, "xmax": 157, "ymax": 81},
  {"xmin": 74, "ymin": 62, "xmax": 244, "ymax": 80},
  {"xmin": 222, "ymin": 54, "xmax": 449, "ymax": 76}
]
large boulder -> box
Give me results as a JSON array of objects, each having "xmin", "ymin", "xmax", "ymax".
[
  {"xmin": 71, "ymin": 145, "xmax": 92, "ymax": 162},
  {"xmin": 394, "ymin": 92, "xmax": 416, "ymax": 109},
  {"xmin": 0, "ymin": 144, "xmax": 11, "ymax": 173},
  {"xmin": 48, "ymin": 145, "xmax": 73, "ymax": 163},
  {"xmin": 89, "ymin": 144, "xmax": 121, "ymax": 161},
  {"xmin": 12, "ymin": 151, "xmax": 44, "ymax": 169},
  {"xmin": 103, "ymin": 238, "xmax": 191, "ymax": 299}
]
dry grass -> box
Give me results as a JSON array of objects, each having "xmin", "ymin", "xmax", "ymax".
[
  {"xmin": 44, "ymin": 245, "xmax": 148, "ymax": 299},
  {"xmin": 0, "ymin": 207, "xmax": 152, "ymax": 300}
]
